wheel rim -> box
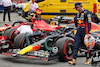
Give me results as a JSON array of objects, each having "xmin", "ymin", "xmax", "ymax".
[{"xmin": 66, "ymin": 43, "xmax": 73, "ymax": 57}]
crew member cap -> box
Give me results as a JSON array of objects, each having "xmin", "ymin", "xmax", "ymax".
[{"xmin": 74, "ymin": 2, "xmax": 82, "ymax": 9}]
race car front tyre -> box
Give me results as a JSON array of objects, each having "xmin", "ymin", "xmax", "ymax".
[
  {"xmin": 14, "ymin": 33, "xmax": 27, "ymax": 49},
  {"xmin": 56, "ymin": 37, "xmax": 74, "ymax": 62}
]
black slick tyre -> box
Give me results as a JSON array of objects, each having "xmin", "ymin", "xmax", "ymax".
[
  {"xmin": 3, "ymin": 29, "xmax": 16, "ymax": 47},
  {"xmin": 56, "ymin": 37, "xmax": 74, "ymax": 62},
  {"xmin": 14, "ymin": 33, "xmax": 26, "ymax": 49}
]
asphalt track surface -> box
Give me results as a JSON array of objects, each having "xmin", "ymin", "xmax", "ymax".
[{"xmin": 0, "ymin": 12, "xmax": 95, "ymax": 67}]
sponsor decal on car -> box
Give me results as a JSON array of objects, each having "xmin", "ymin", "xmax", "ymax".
[
  {"xmin": 28, "ymin": 51, "xmax": 49, "ymax": 57},
  {"xmin": 0, "ymin": 36, "xmax": 6, "ymax": 44}
]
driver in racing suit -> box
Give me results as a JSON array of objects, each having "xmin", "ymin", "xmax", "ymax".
[{"xmin": 68, "ymin": 2, "xmax": 92, "ymax": 65}]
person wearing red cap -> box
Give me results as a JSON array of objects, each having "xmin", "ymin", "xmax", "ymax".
[{"xmin": 68, "ymin": 2, "xmax": 92, "ymax": 65}]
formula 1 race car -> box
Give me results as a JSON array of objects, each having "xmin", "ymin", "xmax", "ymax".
[
  {"xmin": 1, "ymin": 21, "xmax": 100, "ymax": 62},
  {"xmin": 1, "ymin": 24, "xmax": 75, "ymax": 62},
  {"xmin": 49, "ymin": 15, "xmax": 74, "ymax": 25}
]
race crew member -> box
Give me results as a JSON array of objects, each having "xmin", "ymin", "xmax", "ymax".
[
  {"xmin": 14, "ymin": 23, "xmax": 33, "ymax": 36},
  {"xmin": 23, "ymin": 0, "xmax": 38, "ymax": 17},
  {"xmin": 68, "ymin": 2, "xmax": 92, "ymax": 65},
  {"xmin": 0, "ymin": 0, "xmax": 13, "ymax": 22}
]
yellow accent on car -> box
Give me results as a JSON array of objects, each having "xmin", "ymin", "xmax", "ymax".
[
  {"xmin": 17, "ymin": 45, "xmax": 33, "ymax": 55},
  {"xmin": 50, "ymin": 21, "xmax": 56, "ymax": 26}
]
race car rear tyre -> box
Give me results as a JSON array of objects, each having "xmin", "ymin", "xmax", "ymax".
[
  {"xmin": 3, "ymin": 29, "xmax": 16, "ymax": 47},
  {"xmin": 3, "ymin": 29, "xmax": 16, "ymax": 40},
  {"xmin": 14, "ymin": 33, "xmax": 27, "ymax": 49},
  {"xmin": 56, "ymin": 37, "xmax": 74, "ymax": 62}
]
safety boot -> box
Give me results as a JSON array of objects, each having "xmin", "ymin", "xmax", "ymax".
[
  {"xmin": 68, "ymin": 59, "xmax": 76, "ymax": 65},
  {"xmin": 85, "ymin": 59, "xmax": 90, "ymax": 65}
]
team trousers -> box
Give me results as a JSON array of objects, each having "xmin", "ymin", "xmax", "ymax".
[{"xmin": 3, "ymin": 6, "xmax": 11, "ymax": 21}]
